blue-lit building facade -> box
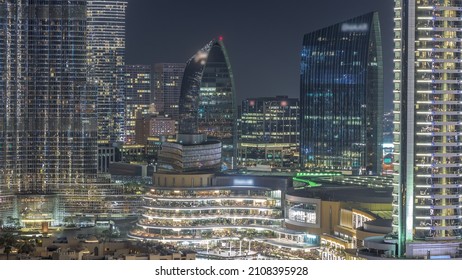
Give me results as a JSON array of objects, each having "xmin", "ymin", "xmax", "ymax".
[
  {"xmin": 300, "ymin": 12, "xmax": 383, "ymax": 175},
  {"xmin": 179, "ymin": 38, "xmax": 237, "ymax": 170}
]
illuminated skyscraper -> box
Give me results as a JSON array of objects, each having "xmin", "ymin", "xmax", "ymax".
[
  {"xmin": 153, "ymin": 63, "xmax": 185, "ymax": 121},
  {"xmin": 125, "ymin": 65, "xmax": 152, "ymax": 144},
  {"xmin": 393, "ymin": 0, "xmax": 462, "ymax": 258},
  {"xmin": 0, "ymin": 0, "xmax": 98, "ymax": 194},
  {"xmin": 300, "ymin": 12, "xmax": 383, "ymax": 175},
  {"xmin": 179, "ymin": 38, "xmax": 237, "ymax": 169},
  {"xmin": 0, "ymin": 0, "xmax": 141, "ymax": 227},
  {"xmin": 238, "ymin": 96, "xmax": 300, "ymax": 167},
  {"xmin": 87, "ymin": 0, "xmax": 127, "ymax": 145}
]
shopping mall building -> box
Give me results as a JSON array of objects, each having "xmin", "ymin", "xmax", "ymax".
[
  {"xmin": 129, "ymin": 173, "xmax": 317, "ymax": 250},
  {"xmin": 129, "ymin": 171, "xmax": 393, "ymax": 258}
]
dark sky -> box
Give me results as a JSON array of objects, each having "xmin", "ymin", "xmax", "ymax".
[{"xmin": 126, "ymin": 0, "xmax": 394, "ymax": 110}]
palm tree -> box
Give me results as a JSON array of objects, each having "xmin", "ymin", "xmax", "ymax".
[
  {"xmin": 239, "ymin": 236, "xmax": 244, "ymax": 256},
  {"xmin": 247, "ymin": 236, "xmax": 254, "ymax": 254},
  {"xmin": 0, "ymin": 233, "xmax": 17, "ymax": 260},
  {"xmin": 18, "ymin": 239, "xmax": 36, "ymax": 255}
]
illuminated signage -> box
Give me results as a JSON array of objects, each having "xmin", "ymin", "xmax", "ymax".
[
  {"xmin": 296, "ymin": 172, "xmax": 342, "ymax": 177},
  {"xmin": 289, "ymin": 208, "xmax": 317, "ymax": 224},
  {"xmin": 233, "ymin": 179, "xmax": 254, "ymax": 186},
  {"xmin": 341, "ymin": 23, "xmax": 368, "ymax": 32}
]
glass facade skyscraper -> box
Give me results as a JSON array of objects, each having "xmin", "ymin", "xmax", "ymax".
[
  {"xmin": 238, "ymin": 96, "xmax": 300, "ymax": 167},
  {"xmin": 87, "ymin": 0, "xmax": 127, "ymax": 145},
  {"xmin": 300, "ymin": 12, "xmax": 383, "ymax": 175},
  {"xmin": 179, "ymin": 38, "xmax": 237, "ymax": 169},
  {"xmin": 393, "ymin": 0, "xmax": 462, "ymax": 258},
  {"xmin": 0, "ymin": 0, "xmax": 98, "ymax": 194},
  {"xmin": 0, "ymin": 0, "xmax": 141, "ymax": 227},
  {"xmin": 125, "ymin": 65, "xmax": 152, "ymax": 144},
  {"xmin": 153, "ymin": 63, "xmax": 185, "ymax": 121}
]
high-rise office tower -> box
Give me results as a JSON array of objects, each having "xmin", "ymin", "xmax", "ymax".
[
  {"xmin": 393, "ymin": 0, "xmax": 462, "ymax": 258},
  {"xmin": 135, "ymin": 114, "xmax": 176, "ymax": 145},
  {"xmin": 300, "ymin": 12, "xmax": 383, "ymax": 175},
  {"xmin": 238, "ymin": 96, "xmax": 300, "ymax": 167},
  {"xmin": 0, "ymin": 1, "xmax": 141, "ymax": 226},
  {"xmin": 179, "ymin": 38, "xmax": 237, "ymax": 169},
  {"xmin": 125, "ymin": 65, "xmax": 152, "ymax": 144},
  {"xmin": 87, "ymin": 0, "xmax": 127, "ymax": 145},
  {"xmin": 153, "ymin": 63, "xmax": 185, "ymax": 121},
  {"xmin": 0, "ymin": 0, "xmax": 98, "ymax": 194}
]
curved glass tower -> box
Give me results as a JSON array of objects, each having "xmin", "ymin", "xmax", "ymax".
[
  {"xmin": 300, "ymin": 12, "xmax": 383, "ymax": 175},
  {"xmin": 393, "ymin": 0, "xmax": 462, "ymax": 258},
  {"xmin": 179, "ymin": 38, "xmax": 237, "ymax": 169}
]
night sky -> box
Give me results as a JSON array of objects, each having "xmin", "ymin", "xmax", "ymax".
[{"xmin": 126, "ymin": 0, "xmax": 394, "ymax": 110}]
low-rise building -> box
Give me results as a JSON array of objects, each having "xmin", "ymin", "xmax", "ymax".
[
  {"xmin": 157, "ymin": 134, "xmax": 222, "ymax": 173},
  {"xmin": 285, "ymin": 173, "xmax": 393, "ymax": 259},
  {"xmin": 6, "ymin": 236, "xmax": 196, "ymax": 260}
]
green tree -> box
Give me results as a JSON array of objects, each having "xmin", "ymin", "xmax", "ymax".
[
  {"xmin": 18, "ymin": 239, "xmax": 36, "ymax": 255},
  {"xmin": 0, "ymin": 233, "xmax": 17, "ymax": 260},
  {"xmin": 5, "ymin": 216, "xmax": 20, "ymax": 230}
]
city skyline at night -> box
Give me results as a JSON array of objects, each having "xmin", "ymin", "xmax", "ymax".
[
  {"xmin": 126, "ymin": 0, "xmax": 393, "ymax": 108},
  {"xmin": 3, "ymin": 0, "xmax": 462, "ymax": 264}
]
